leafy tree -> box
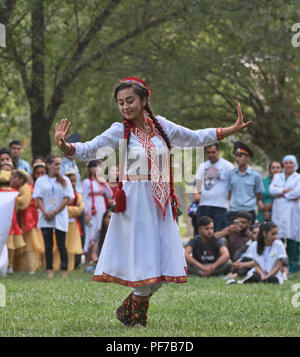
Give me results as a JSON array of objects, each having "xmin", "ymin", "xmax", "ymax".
[{"xmin": 0, "ymin": 0, "xmax": 188, "ymax": 157}]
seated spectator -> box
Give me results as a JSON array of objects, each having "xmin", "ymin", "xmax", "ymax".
[
  {"xmin": 184, "ymin": 216, "xmax": 231, "ymax": 277},
  {"xmin": 225, "ymin": 223, "xmax": 260, "ymax": 283},
  {"xmin": 215, "ymin": 211, "xmax": 252, "ymax": 260},
  {"xmin": 240, "ymin": 222, "xmax": 287, "ymax": 284},
  {"xmin": 9, "ymin": 140, "xmax": 31, "ymax": 174}
]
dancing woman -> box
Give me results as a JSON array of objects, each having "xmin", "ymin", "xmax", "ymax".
[{"xmin": 55, "ymin": 77, "xmax": 251, "ymax": 327}]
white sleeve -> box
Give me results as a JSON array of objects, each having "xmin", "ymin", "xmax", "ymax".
[
  {"xmin": 195, "ymin": 163, "xmax": 204, "ymax": 181},
  {"xmin": 73, "ymin": 122, "xmax": 123, "ymax": 162},
  {"xmin": 269, "ymin": 173, "xmax": 284, "ymax": 197},
  {"xmin": 244, "ymin": 241, "xmax": 257, "ymax": 260},
  {"xmin": 284, "ymin": 176, "xmax": 300, "ymax": 200},
  {"xmin": 81, "ymin": 179, "xmax": 90, "ymax": 213},
  {"xmin": 276, "ymin": 241, "xmax": 288, "ymax": 260},
  {"xmin": 32, "ymin": 177, "xmax": 42, "ymax": 199},
  {"xmin": 157, "ymin": 115, "xmax": 218, "ymax": 148},
  {"xmin": 63, "ymin": 176, "xmax": 75, "ymax": 199}
]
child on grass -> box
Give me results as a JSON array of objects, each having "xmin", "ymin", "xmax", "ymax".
[{"xmin": 241, "ymin": 221, "xmax": 287, "ymax": 284}]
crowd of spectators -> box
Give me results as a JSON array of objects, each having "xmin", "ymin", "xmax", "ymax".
[{"xmin": 186, "ymin": 141, "xmax": 300, "ymax": 284}]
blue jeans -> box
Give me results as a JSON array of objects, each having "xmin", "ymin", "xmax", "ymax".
[{"xmin": 196, "ymin": 206, "xmax": 227, "ymax": 233}]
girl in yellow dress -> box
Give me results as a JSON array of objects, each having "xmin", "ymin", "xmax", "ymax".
[{"xmin": 65, "ymin": 171, "xmax": 84, "ymax": 271}]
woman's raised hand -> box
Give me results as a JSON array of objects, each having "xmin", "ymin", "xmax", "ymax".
[
  {"xmin": 55, "ymin": 118, "xmax": 72, "ymax": 153},
  {"xmin": 234, "ymin": 102, "xmax": 252, "ymax": 131},
  {"xmin": 222, "ymin": 102, "xmax": 252, "ymax": 138}
]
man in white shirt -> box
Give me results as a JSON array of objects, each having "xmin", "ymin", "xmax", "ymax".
[{"xmin": 195, "ymin": 143, "xmax": 234, "ymax": 232}]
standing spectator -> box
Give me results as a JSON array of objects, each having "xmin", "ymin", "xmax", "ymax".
[
  {"xmin": 32, "ymin": 161, "xmax": 46, "ymax": 181},
  {"xmin": 31, "ymin": 160, "xmax": 46, "ymax": 272},
  {"xmin": 241, "ymin": 222, "xmax": 287, "ymax": 284},
  {"xmin": 227, "ymin": 141, "xmax": 264, "ymax": 225},
  {"xmin": 256, "ymin": 161, "xmax": 282, "ymax": 222},
  {"xmin": 61, "ymin": 135, "xmax": 85, "ymax": 269},
  {"xmin": 9, "ymin": 140, "xmax": 31, "ymax": 174},
  {"xmin": 10, "ymin": 169, "xmax": 41, "ymax": 275},
  {"xmin": 0, "ymin": 147, "xmax": 13, "ymax": 165},
  {"xmin": 215, "ymin": 211, "xmax": 252, "ymax": 260},
  {"xmin": 269, "ymin": 155, "xmax": 300, "ymax": 273},
  {"xmin": 82, "ymin": 160, "xmax": 113, "ymax": 272},
  {"xmin": 195, "ymin": 143, "xmax": 234, "ymax": 232},
  {"xmin": 60, "ymin": 134, "xmax": 83, "ymax": 194},
  {"xmin": 0, "ymin": 166, "xmax": 25, "ymax": 274},
  {"xmin": 0, "ymin": 169, "xmax": 19, "ymax": 276},
  {"xmin": 185, "ymin": 216, "xmax": 231, "ymax": 277},
  {"xmin": 91, "ymin": 209, "xmax": 112, "ymax": 263},
  {"xmin": 65, "ymin": 171, "xmax": 84, "ymax": 271},
  {"xmin": 32, "ymin": 155, "xmax": 74, "ymax": 278},
  {"xmin": 105, "ymin": 165, "xmax": 119, "ymax": 208}
]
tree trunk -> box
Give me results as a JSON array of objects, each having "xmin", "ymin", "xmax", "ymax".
[{"xmin": 30, "ymin": 0, "xmax": 49, "ymax": 158}]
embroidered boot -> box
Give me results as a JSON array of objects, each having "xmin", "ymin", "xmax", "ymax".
[
  {"xmin": 131, "ymin": 295, "xmax": 150, "ymax": 328},
  {"xmin": 115, "ymin": 292, "xmax": 133, "ymax": 326}
]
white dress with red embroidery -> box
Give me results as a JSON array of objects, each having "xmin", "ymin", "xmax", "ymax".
[{"xmin": 73, "ymin": 115, "xmax": 219, "ymax": 287}]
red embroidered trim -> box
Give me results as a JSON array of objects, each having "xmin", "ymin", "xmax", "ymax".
[
  {"xmin": 69, "ymin": 143, "xmax": 76, "ymax": 156},
  {"xmin": 93, "ymin": 270, "xmax": 188, "ymax": 287},
  {"xmin": 216, "ymin": 127, "xmax": 224, "ymax": 141},
  {"xmin": 129, "ymin": 119, "xmax": 170, "ymax": 218}
]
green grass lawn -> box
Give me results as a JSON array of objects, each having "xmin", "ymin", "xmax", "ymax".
[{"xmin": 0, "ymin": 268, "xmax": 299, "ymax": 337}]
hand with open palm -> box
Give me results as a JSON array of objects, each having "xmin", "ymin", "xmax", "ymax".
[
  {"xmin": 222, "ymin": 102, "xmax": 252, "ymax": 138},
  {"xmin": 55, "ymin": 118, "xmax": 72, "ymax": 154},
  {"xmin": 233, "ymin": 102, "xmax": 252, "ymax": 131}
]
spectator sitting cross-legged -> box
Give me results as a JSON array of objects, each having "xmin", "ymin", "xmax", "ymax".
[
  {"xmin": 184, "ymin": 216, "xmax": 231, "ymax": 278},
  {"xmin": 240, "ymin": 222, "xmax": 287, "ymax": 284},
  {"xmin": 225, "ymin": 223, "xmax": 260, "ymax": 283}
]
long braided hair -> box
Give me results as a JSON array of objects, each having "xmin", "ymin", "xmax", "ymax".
[{"xmin": 113, "ymin": 80, "xmax": 181, "ymax": 218}]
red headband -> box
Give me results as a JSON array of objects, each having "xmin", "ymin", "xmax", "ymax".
[{"xmin": 121, "ymin": 76, "xmax": 151, "ymax": 97}]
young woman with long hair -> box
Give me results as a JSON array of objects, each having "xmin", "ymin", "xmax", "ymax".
[
  {"xmin": 54, "ymin": 76, "xmax": 251, "ymax": 327},
  {"xmin": 32, "ymin": 155, "xmax": 74, "ymax": 278},
  {"xmin": 242, "ymin": 221, "xmax": 287, "ymax": 284}
]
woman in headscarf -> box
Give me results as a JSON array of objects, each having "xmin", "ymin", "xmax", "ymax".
[{"xmin": 269, "ymin": 155, "xmax": 300, "ymax": 273}]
